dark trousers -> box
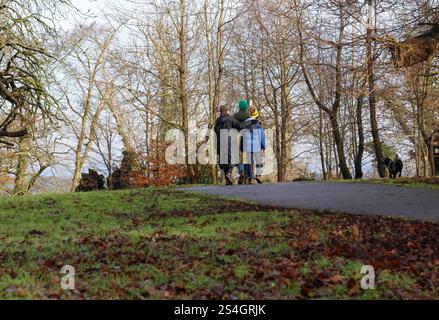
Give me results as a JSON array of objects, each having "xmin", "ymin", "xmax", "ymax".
[
  {"xmin": 244, "ymin": 163, "xmax": 254, "ymax": 180},
  {"xmin": 223, "ymin": 166, "xmax": 232, "ymax": 176}
]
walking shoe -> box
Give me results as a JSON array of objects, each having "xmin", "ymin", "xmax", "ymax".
[
  {"xmin": 255, "ymin": 177, "xmax": 263, "ymax": 184},
  {"xmin": 247, "ymin": 178, "xmax": 254, "ymax": 185},
  {"xmin": 238, "ymin": 175, "xmax": 245, "ymax": 185}
]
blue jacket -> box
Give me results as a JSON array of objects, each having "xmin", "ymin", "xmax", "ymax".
[{"xmin": 241, "ymin": 118, "xmax": 266, "ymax": 153}]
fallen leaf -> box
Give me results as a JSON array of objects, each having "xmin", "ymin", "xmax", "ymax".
[
  {"xmin": 328, "ymin": 274, "xmax": 344, "ymax": 284},
  {"xmin": 280, "ymin": 268, "xmax": 299, "ymax": 279},
  {"xmin": 48, "ymin": 276, "xmax": 60, "ymax": 286},
  {"xmin": 309, "ymin": 230, "xmax": 319, "ymax": 241},
  {"xmin": 346, "ymin": 278, "xmax": 358, "ymax": 296},
  {"xmin": 300, "ymin": 284, "xmax": 311, "ymax": 297},
  {"xmin": 16, "ymin": 288, "xmax": 27, "ymax": 298},
  {"xmin": 29, "ymin": 229, "xmax": 45, "ymax": 236},
  {"xmin": 352, "ymin": 225, "xmax": 360, "ymax": 238}
]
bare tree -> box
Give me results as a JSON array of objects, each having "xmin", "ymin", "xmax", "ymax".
[
  {"xmin": 0, "ymin": 0, "xmax": 71, "ymax": 145},
  {"xmin": 297, "ymin": 0, "xmax": 353, "ymax": 179},
  {"xmin": 57, "ymin": 24, "xmax": 119, "ymax": 191}
]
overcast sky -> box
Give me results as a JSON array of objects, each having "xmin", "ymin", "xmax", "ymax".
[
  {"xmin": 61, "ymin": 0, "xmax": 109, "ymax": 29},
  {"xmin": 72, "ymin": 0, "xmax": 106, "ymax": 15}
]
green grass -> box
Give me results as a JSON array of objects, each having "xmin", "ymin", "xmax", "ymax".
[
  {"xmin": 0, "ymin": 187, "xmax": 437, "ymax": 299},
  {"xmin": 332, "ymin": 177, "xmax": 439, "ymax": 190}
]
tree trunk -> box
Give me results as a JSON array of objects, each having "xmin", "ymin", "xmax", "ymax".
[
  {"xmin": 354, "ymin": 95, "xmax": 365, "ymax": 179},
  {"xmin": 279, "ymin": 84, "xmax": 288, "ymax": 182},
  {"xmin": 71, "ymin": 156, "xmax": 83, "ymax": 192},
  {"xmin": 330, "ymin": 113, "xmax": 352, "ymax": 179},
  {"xmin": 333, "ymin": 138, "xmax": 339, "ymax": 179},
  {"xmin": 331, "ymin": 4, "xmax": 351, "ymax": 180},
  {"xmin": 209, "ymin": 0, "xmax": 225, "ymax": 185},
  {"xmin": 424, "ymin": 135, "xmax": 435, "ymax": 177},
  {"xmin": 273, "ymin": 108, "xmax": 283, "ymax": 182},
  {"xmin": 318, "ymin": 108, "xmax": 327, "ymax": 180},
  {"xmin": 13, "ymin": 135, "xmax": 30, "ymax": 195},
  {"xmin": 179, "ymin": 0, "xmax": 196, "ymax": 184},
  {"xmin": 366, "ymin": 0, "xmax": 386, "ymax": 178}
]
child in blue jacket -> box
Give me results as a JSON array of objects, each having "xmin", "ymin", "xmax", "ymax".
[{"xmin": 242, "ymin": 107, "xmax": 265, "ymax": 184}]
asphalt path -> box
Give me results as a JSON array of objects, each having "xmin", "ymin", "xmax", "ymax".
[{"xmin": 181, "ymin": 182, "xmax": 439, "ymax": 221}]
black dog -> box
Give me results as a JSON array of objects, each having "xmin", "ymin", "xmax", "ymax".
[{"xmin": 384, "ymin": 158, "xmax": 403, "ymax": 179}]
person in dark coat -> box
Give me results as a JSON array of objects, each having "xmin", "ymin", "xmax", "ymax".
[
  {"xmin": 214, "ymin": 105, "xmax": 250, "ymax": 185},
  {"xmin": 234, "ymin": 100, "xmax": 250, "ymax": 184}
]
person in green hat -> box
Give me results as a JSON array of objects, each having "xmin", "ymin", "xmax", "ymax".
[
  {"xmin": 234, "ymin": 100, "xmax": 250, "ymax": 184},
  {"xmin": 234, "ymin": 100, "xmax": 250, "ymax": 122}
]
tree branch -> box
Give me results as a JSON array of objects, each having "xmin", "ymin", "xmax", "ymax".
[{"xmin": 0, "ymin": 128, "xmax": 28, "ymax": 138}]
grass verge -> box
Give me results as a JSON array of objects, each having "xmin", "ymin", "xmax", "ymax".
[
  {"xmin": 332, "ymin": 177, "xmax": 439, "ymax": 190},
  {"xmin": 0, "ymin": 187, "xmax": 438, "ymax": 299}
]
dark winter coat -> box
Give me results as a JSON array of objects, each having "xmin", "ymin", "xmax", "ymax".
[
  {"xmin": 233, "ymin": 110, "xmax": 250, "ymax": 122},
  {"xmin": 214, "ymin": 113, "xmax": 250, "ymax": 168}
]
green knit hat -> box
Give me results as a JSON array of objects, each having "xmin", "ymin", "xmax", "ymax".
[{"xmin": 239, "ymin": 100, "xmax": 249, "ymax": 110}]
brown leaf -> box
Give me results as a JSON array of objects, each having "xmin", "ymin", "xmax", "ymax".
[
  {"xmin": 328, "ymin": 274, "xmax": 344, "ymax": 284},
  {"xmin": 346, "ymin": 278, "xmax": 358, "ymax": 296},
  {"xmin": 371, "ymin": 259, "xmax": 386, "ymax": 269},
  {"xmin": 387, "ymin": 258, "xmax": 401, "ymax": 268},
  {"xmin": 47, "ymin": 288, "xmax": 62, "ymax": 299},
  {"xmin": 210, "ymin": 284, "xmax": 225, "ymax": 298},
  {"xmin": 280, "ymin": 268, "xmax": 299, "ymax": 279},
  {"xmin": 288, "ymin": 240, "xmax": 303, "ymax": 249},
  {"xmin": 300, "ymin": 284, "xmax": 311, "ymax": 298},
  {"xmin": 331, "ymin": 230, "xmax": 344, "ymax": 237},
  {"xmin": 384, "ymin": 249, "xmax": 398, "ymax": 257},
  {"xmin": 407, "ymin": 241, "xmax": 417, "ymax": 249},
  {"xmin": 317, "ymin": 271, "xmax": 331, "ymax": 280},
  {"xmin": 253, "ymin": 291, "xmax": 264, "ymax": 300},
  {"xmin": 130, "ymin": 218, "xmax": 141, "ymax": 227},
  {"xmin": 16, "ymin": 288, "xmax": 27, "ymax": 298},
  {"xmin": 48, "ymin": 276, "xmax": 60, "ymax": 286},
  {"xmin": 352, "ymin": 225, "xmax": 360, "ymax": 238},
  {"xmin": 309, "ymin": 230, "xmax": 319, "ymax": 241},
  {"xmin": 29, "ymin": 229, "xmax": 45, "ymax": 236}
]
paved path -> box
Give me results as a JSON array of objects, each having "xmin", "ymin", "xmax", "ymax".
[{"xmin": 181, "ymin": 182, "xmax": 439, "ymax": 221}]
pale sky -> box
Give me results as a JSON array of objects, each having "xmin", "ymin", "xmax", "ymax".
[
  {"xmin": 61, "ymin": 0, "xmax": 109, "ymax": 29},
  {"xmin": 71, "ymin": 0, "xmax": 106, "ymax": 15}
]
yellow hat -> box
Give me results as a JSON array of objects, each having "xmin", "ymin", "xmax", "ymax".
[{"xmin": 249, "ymin": 107, "xmax": 259, "ymax": 119}]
